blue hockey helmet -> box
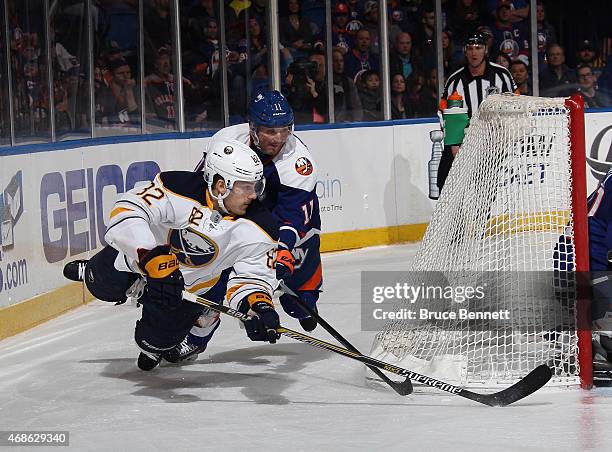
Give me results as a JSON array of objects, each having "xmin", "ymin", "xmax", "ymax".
[{"xmin": 248, "ymin": 90, "xmax": 294, "ymax": 129}]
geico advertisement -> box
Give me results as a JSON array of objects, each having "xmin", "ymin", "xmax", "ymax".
[
  {"xmin": 0, "ymin": 170, "xmax": 27, "ymax": 301},
  {"xmin": 0, "ymin": 153, "xmax": 160, "ymax": 308},
  {"xmin": 40, "ymin": 161, "xmax": 160, "ymax": 263}
]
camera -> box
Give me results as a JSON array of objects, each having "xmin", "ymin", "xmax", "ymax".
[{"xmin": 288, "ymin": 60, "xmax": 318, "ymax": 84}]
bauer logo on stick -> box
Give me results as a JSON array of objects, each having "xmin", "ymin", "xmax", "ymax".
[{"xmin": 295, "ymin": 157, "xmax": 313, "ymax": 176}]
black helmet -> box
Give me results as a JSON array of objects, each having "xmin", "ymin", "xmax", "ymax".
[{"xmin": 465, "ymin": 32, "xmax": 489, "ymax": 47}]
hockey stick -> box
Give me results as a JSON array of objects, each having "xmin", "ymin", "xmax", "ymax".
[
  {"xmin": 182, "ymin": 291, "xmax": 552, "ymax": 406},
  {"xmin": 278, "ymin": 281, "xmax": 413, "ymax": 396}
]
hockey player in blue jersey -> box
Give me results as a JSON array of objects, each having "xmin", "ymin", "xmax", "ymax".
[
  {"xmin": 196, "ymin": 91, "xmax": 322, "ymax": 322},
  {"xmin": 554, "ymin": 169, "xmax": 612, "ymax": 371},
  {"xmin": 586, "ymin": 170, "xmax": 612, "ymax": 366},
  {"xmin": 172, "ymin": 90, "xmax": 323, "ymax": 362}
]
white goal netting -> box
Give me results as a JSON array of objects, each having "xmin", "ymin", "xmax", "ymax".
[{"xmin": 371, "ymin": 94, "xmax": 585, "ymax": 388}]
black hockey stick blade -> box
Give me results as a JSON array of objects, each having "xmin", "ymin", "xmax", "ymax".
[
  {"xmin": 279, "ymin": 281, "xmax": 412, "ymax": 396},
  {"xmin": 457, "ymin": 364, "xmax": 552, "ymax": 407},
  {"xmin": 182, "ymin": 291, "xmax": 551, "ymax": 406},
  {"xmin": 278, "ymin": 325, "xmax": 553, "ymax": 407}
]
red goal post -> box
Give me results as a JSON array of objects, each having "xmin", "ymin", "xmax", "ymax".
[{"xmin": 566, "ymin": 95, "xmax": 591, "ymax": 389}]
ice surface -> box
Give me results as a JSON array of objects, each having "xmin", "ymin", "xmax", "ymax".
[{"xmin": 0, "ymin": 244, "xmax": 611, "ymax": 451}]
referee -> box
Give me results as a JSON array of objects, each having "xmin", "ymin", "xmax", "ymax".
[{"xmin": 437, "ymin": 32, "xmax": 517, "ymax": 191}]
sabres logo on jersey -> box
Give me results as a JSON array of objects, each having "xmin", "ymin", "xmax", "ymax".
[
  {"xmin": 295, "ymin": 157, "xmax": 313, "ymax": 176},
  {"xmin": 169, "ymin": 228, "xmax": 218, "ymax": 267}
]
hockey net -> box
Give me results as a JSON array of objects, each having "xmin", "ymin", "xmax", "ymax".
[{"xmin": 371, "ymin": 94, "xmax": 590, "ymax": 389}]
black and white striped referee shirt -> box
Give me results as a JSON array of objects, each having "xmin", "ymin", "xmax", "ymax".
[{"xmin": 442, "ymin": 61, "xmax": 517, "ymax": 117}]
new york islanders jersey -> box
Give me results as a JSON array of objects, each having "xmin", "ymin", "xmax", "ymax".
[
  {"xmin": 588, "ymin": 169, "xmax": 612, "ymax": 271},
  {"xmin": 104, "ymin": 171, "xmax": 279, "ymax": 309},
  {"xmin": 196, "ymin": 123, "xmax": 321, "ymax": 252}
]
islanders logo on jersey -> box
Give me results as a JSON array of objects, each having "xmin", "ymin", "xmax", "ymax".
[
  {"xmin": 169, "ymin": 228, "xmax": 218, "ymax": 267},
  {"xmin": 295, "ymin": 156, "xmax": 313, "ymax": 176}
]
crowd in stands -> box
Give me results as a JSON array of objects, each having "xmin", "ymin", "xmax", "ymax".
[
  {"xmin": 6, "ymin": 0, "xmax": 50, "ymax": 139},
  {"xmin": 2, "ymin": 0, "xmax": 612, "ymax": 141}
]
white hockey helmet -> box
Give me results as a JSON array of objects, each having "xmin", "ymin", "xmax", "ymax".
[{"xmin": 203, "ymin": 139, "xmax": 265, "ymax": 210}]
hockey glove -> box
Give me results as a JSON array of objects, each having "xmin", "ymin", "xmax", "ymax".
[
  {"xmin": 243, "ymin": 294, "xmax": 281, "ymax": 344},
  {"xmin": 137, "ymin": 245, "xmax": 184, "ymax": 307},
  {"xmin": 275, "ymin": 247, "xmax": 295, "ymax": 281}
]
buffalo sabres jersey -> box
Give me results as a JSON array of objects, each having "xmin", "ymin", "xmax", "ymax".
[
  {"xmin": 104, "ymin": 171, "xmax": 279, "ymax": 308},
  {"xmin": 195, "ymin": 123, "xmax": 321, "ymax": 252}
]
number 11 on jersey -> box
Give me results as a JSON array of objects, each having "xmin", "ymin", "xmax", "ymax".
[{"xmin": 301, "ymin": 200, "xmax": 314, "ymax": 225}]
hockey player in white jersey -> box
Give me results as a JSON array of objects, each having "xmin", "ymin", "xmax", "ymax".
[
  {"xmin": 63, "ymin": 139, "xmax": 281, "ymax": 371},
  {"xmin": 183, "ymin": 91, "xmax": 323, "ymax": 362}
]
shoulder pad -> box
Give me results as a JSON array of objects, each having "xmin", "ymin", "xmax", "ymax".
[
  {"xmin": 209, "ymin": 123, "xmax": 250, "ymax": 144},
  {"xmin": 158, "ymin": 171, "xmax": 206, "ymax": 204},
  {"xmin": 243, "ymin": 201, "xmax": 279, "ymax": 241},
  {"xmin": 274, "ymin": 136, "xmax": 317, "ymax": 191}
]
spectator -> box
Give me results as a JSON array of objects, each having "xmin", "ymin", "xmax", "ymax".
[
  {"xmin": 96, "ymin": 58, "xmax": 139, "ymax": 127},
  {"xmin": 486, "ymin": 0, "xmax": 528, "ymax": 23},
  {"xmin": 576, "ymin": 40, "xmax": 605, "ymax": 80},
  {"xmin": 390, "ymin": 1, "xmax": 419, "ymax": 37},
  {"xmin": 144, "ymin": 0, "xmax": 171, "ymax": 51},
  {"xmin": 476, "ymin": 25, "xmax": 495, "ymax": 50},
  {"xmin": 21, "ymin": 58, "xmax": 49, "ymax": 129},
  {"xmin": 54, "ymin": 75, "xmax": 71, "ymax": 132},
  {"xmin": 575, "ymin": 64, "xmax": 609, "ymax": 108},
  {"xmin": 279, "ymin": 0, "xmax": 314, "ymax": 60},
  {"xmin": 299, "ymin": 0, "xmax": 325, "ymax": 34},
  {"xmin": 390, "ymin": 32, "xmax": 419, "ymax": 81},
  {"xmin": 332, "ymin": 48, "xmax": 363, "ymax": 122},
  {"xmin": 406, "ymin": 69, "xmax": 427, "ymax": 114},
  {"xmin": 344, "ymin": 29, "xmax": 380, "ymax": 79},
  {"xmin": 346, "ymin": 0, "xmax": 362, "ymax": 21},
  {"xmin": 183, "ymin": 60, "xmax": 221, "ymax": 128},
  {"xmin": 540, "ymin": 44, "xmax": 576, "ymax": 97},
  {"xmin": 390, "ymin": 73, "xmax": 413, "ymax": 119},
  {"xmin": 195, "ymin": 18, "xmax": 221, "ymax": 78},
  {"xmin": 250, "ymin": 60, "xmax": 270, "ymax": 95},
  {"xmin": 536, "ymin": 1, "xmax": 557, "ymax": 57},
  {"xmin": 248, "ymin": 16, "xmax": 268, "ymax": 68},
  {"xmin": 510, "ymin": 60, "xmax": 531, "ymax": 95},
  {"xmin": 186, "ymin": 0, "xmax": 217, "ymax": 41},
  {"xmin": 285, "ymin": 52, "xmax": 327, "ymax": 123},
  {"xmin": 145, "ymin": 47, "xmax": 176, "ymax": 128},
  {"xmin": 332, "ymin": 2, "xmax": 353, "ymax": 55},
  {"xmin": 598, "ymin": 59, "xmax": 612, "ymax": 105},
  {"xmin": 361, "ymin": 1, "xmax": 380, "ymax": 54},
  {"xmin": 490, "ymin": 1, "xmax": 529, "ymax": 62},
  {"xmin": 452, "ymin": 0, "xmax": 482, "ymax": 45},
  {"xmin": 51, "ymin": 31, "xmax": 79, "ymax": 73},
  {"xmin": 414, "ymin": 67, "xmax": 439, "ymax": 117},
  {"xmin": 189, "ymin": 0, "xmax": 216, "ymax": 21},
  {"xmin": 345, "ymin": 18, "xmax": 365, "ymax": 43},
  {"xmin": 414, "ymin": 4, "xmax": 436, "ymax": 69},
  {"xmin": 442, "ymin": 29, "xmax": 464, "ymax": 77},
  {"xmin": 57, "ymin": 67, "xmax": 88, "ymax": 133},
  {"xmin": 249, "ymin": 0, "xmax": 267, "ymax": 24},
  {"xmin": 495, "ymin": 52, "xmax": 512, "ymax": 69},
  {"xmin": 357, "ymin": 70, "xmax": 382, "ymax": 121},
  {"xmin": 388, "ymin": 8, "xmax": 405, "ymax": 46}
]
